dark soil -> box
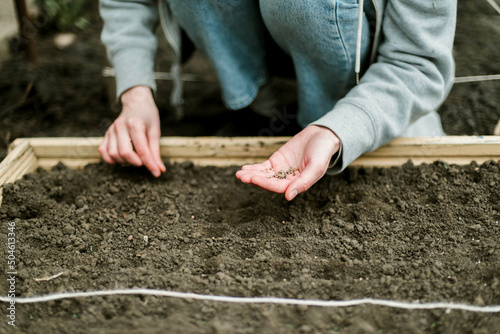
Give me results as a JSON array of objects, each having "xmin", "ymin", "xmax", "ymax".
[
  {"xmin": 439, "ymin": 0, "xmax": 500, "ymax": 136},
  {"xmin": 1, "ymin": 160, "xmax": 500, "ymax": 333},
  {"xmin": 1, "ymin": 0, "xmax": 500, "ymax": 162},
  {"xmin": 0, "ymin": 0, "xmax": 499, "ymax": 332}
]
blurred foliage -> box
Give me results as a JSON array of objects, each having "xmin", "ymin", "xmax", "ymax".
[{"xmin": 34, "ymin": 0, "xmax": 90, "ymax": 31}]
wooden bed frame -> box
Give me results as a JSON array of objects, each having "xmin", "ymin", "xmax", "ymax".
[{"xmin": 1, "ymin": 136, "xmax": 500, "ymax": 207}]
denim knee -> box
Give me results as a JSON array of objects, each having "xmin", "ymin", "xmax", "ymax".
[
  {"xmin": 167, "ymin": 0, "xmax": 269, "ymax": 109},
  {"xmin": 260, "ymin": 0, "xmax": 372, "ymax": 126},
  {"xmin": 261, "ymin": 0, "xmax": 362, "ymax": 66}
]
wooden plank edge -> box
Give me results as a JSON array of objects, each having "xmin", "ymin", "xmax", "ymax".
[
  {"xmin": 0, "ymin": 140, "xmax": 38, "ymax": 184},
  {"xmin": 6, "ymin": 136, "xmax": 500, "ymax": 172},
  {"xmin": 0, "ymin": 140, "xmax": 39, "ymax": 209},
  {"xmin": 25, "ymin": 137, "xmax": 289, "ymax": 159},
  {"xmin": 6, "ymin": 138, "xmax": 28, "ymax": 153},
  {"xmin": 21, "ymin": 136, "xmax": 500, "ymax": 160},
  {"xmin": 0, "ymin": 148, "xmax": 38, "ymax": 185},
  {"xmin": 351, "ymin": 156, "xmax": 500, "ymax": 168},
  {"xmin": 9, "ymin": 153, "xmax": 39, "ymax": 181},
  {"xmin": 24, "ymin": 135, "xmax": 500, "ymax": 149},
  {"xmin": 25, "ymin": 136, "xmax": 290, "ymax": 148}
]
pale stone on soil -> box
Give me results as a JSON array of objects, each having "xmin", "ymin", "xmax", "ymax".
[{"xmin": 54, "ymin": 33, "xmax": 77, "ymax": 49}]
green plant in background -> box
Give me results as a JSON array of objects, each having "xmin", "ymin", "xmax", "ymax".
[{"xmin": 35, "ymin": 0, "xmax": 90, "ymax": 31}]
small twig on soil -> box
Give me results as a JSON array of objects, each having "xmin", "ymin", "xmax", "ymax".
[{"xmin": 34, "ymin": 272, "xmax": 64, "ymax": 282}]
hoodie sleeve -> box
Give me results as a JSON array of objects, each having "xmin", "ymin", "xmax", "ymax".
[
  {"xmin": 99, "ymin": 0, "xmax": 159, "ymax": 99},
  {"xmin": 312, "ymin": 0, "xmax": 457, "ymax": 174}
]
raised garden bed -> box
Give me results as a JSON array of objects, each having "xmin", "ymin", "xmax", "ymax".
[
  {"xmin": 1, "ymin": 136, "xmax": 500, "ymax": 333},
  {"xmin": 1, "ymin": 0, "xmax": 500, "ymax": 331}
]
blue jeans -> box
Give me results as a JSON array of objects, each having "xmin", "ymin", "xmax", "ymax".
[{"xmin": 166, "ymin": 0, "xmax": 373, "ymax": 128}]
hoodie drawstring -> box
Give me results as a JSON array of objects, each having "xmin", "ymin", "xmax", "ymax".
[
  {"xmin": 159, "ymin": 0, "xmax": 184, "ymax": 120},
  {"xmin": 355, "ymin": 0, "xmax": 364, "ymax": 84}
]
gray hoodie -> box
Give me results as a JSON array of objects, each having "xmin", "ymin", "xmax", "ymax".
[{"xmin": 100, "ymin": 0, "xmax": 457, "ymax": 173}]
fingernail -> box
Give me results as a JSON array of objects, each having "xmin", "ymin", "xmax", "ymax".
[
  {"xmin": 289, "ymin": 189, "xmax": 298, "ymax": 200},
  {"xmin": 153, "ymin": 171, "xmax": 161, "ymax": 177}
]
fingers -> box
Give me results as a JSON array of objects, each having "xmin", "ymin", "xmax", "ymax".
[
  {"xmin": 99, "ymin": 133, "xmax": 114, "ymax": 164},
  {"xmin": 235, "ymin": 170, "xmax": 253, "ymax": 183},
  {"xmin": 248, "ymin": 175, "xmax": 290, "ymax": 193},
  {"xmin": 107, "ymin": 127, "xmax": 126, "ymax": 164},
  {"xmin": 285, "ymin": 162, "xmax": 326, "ymax": 201},
  {"xmin": 98, "ymin": 119, "xmax": 164, "ymax": 178},
  {"xmin": 236, "ymin": 169, "xmax": 258, "ymax": 183},
  {"xmin": 236, "ymin": 160, "xmax": 286, "ymax": 184},
  {"xmin": 116, "ymin": 121, "xmax": 143, "ymax": 167},
  {"xmin": 148, "ymin": 127, "xmax": 166, "ymax": 173},
  {"xmin": 236, "ymin": 164, "xmax": 296, "ymax": 193},
  {"xmin": 128, "ymin": 119, "xmax": 161, "ymax": 177},
  {"xmin": 236, "ymin": 170, "xmax": 272, "ymax": 184}
]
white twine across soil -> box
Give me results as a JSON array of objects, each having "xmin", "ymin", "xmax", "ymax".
[{"xmin": 1, "ymin": 289, "xmax": 499, "ymax": 313}]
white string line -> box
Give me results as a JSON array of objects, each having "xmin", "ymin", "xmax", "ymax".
[
  {"xmin": 485, "ymin": 0, "xmax": 500, "ymax": 15},
  {"xmin": 0, "ymin": 289, "xmax": 499, "ymax": 313},
  {"xmin": 454, "ymin": 74, "xmax": 500, "ymax": 83}
]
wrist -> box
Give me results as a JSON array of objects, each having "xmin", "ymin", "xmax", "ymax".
[
  {"xmin": 307, "ymin": 125, "xmax": 342, "ymax": 165},
  {"xmin": 120, "ymin": 86, "xmax": 154, "ymax": 106},
  {"xmin": 308, "ymin": 125, "xmax": 340, "ymax": 146}
]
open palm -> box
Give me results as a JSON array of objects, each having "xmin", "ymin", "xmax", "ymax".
[{"xmin": 236, "ymin": 125, "xmax": 340, "ymax": 200}]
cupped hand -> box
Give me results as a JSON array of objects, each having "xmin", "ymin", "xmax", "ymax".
[
  {"xmin": 99, "ymin": 86, "xmax": 166, "ymax": 177},
  {"xmin": 236, "ymin": 125, "xmax": 341, "ymax": 200}
]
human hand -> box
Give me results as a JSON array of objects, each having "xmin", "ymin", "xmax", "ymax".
[
  {"xmin": 236, "ymin": 125, "xmax": 341, "ymax": 200},
  {"xmin": 99, "ymin": 86, "xmax": 166, "ymax": 177}
]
